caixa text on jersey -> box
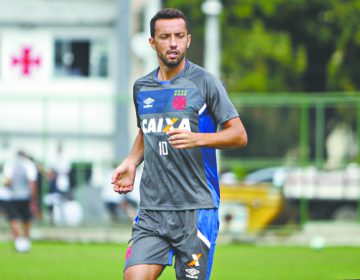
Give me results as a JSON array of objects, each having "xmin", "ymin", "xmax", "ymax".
[{"xmin": 141, "ymin": 117, "xmax": 191, "ymax": 133}]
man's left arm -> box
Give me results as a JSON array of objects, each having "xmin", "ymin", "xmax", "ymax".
[{"xmin": 167, "ymin": 117, "xmax": 247, "ymax": 149}]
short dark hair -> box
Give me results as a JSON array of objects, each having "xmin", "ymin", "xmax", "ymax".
[{"xmin": 150, "ymin": 8, "xmax": 189, "ymax": 38}]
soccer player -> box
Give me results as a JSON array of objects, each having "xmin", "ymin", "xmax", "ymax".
[{"xmin": 112, "ymin": 8, "xmax": 247, "ymax": 280}]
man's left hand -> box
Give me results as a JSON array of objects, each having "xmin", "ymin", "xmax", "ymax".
[{"xmin": 167, "ymin": 129, "xmax": 200, "ymax": 149}]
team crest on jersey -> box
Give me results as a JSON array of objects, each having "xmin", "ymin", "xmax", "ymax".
[{"xmin": 172, "ymin": 90, "xmax": 187, "ymax": 110}]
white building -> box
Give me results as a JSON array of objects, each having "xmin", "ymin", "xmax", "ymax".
[{"xmin": 0, "ymin": 0, "xmax": 160, "ymax": 164}]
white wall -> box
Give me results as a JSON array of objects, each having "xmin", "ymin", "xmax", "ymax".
[{"xmin": 0, "ymin": 0, "xmax": 135, "ymax": 164}]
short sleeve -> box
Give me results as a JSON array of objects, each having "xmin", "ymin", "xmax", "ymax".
[
  {"xmin": 133, "ymin": 82, "xmax": 141, "ymax": 128},
  {"xmin": 205, "ymin": 74, "xmax": 239, "ymax": 125}
]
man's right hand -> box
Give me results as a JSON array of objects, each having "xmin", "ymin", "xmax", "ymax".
[{"xmin": 111, "ymin": 161, "xmax": 136, "ymax": 194}]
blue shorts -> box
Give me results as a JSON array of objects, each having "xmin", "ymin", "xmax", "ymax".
[{"xmin": 124, "ymin": 208, "xmax": 219, "ymax": 280}]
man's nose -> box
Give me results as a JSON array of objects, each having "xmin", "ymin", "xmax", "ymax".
[{"xmin": 169, "ymin": 35, "xmax": 177, "ymax": 47}]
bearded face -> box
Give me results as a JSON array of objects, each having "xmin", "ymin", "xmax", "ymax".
[{"xmin": 150, "ymin": 18, "xmax": 191, "ymax": 69}]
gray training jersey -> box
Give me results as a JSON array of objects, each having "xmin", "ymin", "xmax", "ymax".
[{"xmin": 134, "ymin": 60, "xmax": 239, "ymax": 210}]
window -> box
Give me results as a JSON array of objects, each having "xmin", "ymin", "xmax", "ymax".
[{"xmin": 54, "ymin": 39, "xmax": 109, "ymax": 78}]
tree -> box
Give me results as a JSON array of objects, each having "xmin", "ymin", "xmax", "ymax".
[
  {"xmin": 164, "ymin": 0, "xmax": 360, "ymax": 92},
  {"xmin": 160, "ymin": 1, "xmax": 360, "ymax": 167},
  {"xmin": 251, "ymin": 0, "xmax": 360, "ymax": 92}
]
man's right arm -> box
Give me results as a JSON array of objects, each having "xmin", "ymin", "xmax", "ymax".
[{"xmin": 112, "ymin": 129, "xmax": 144, "ymax": 194}]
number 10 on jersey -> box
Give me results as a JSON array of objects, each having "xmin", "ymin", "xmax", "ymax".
[{"xmin": 159, "ymin": 141, "xmax": 168, "ymax": 156}]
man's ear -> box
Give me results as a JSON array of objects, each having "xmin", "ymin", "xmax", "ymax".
[
  {"xmin": 149, "ymin": 37, "xmax": 156, "ymax": 50},
  {"xmin": 187, "ymin": 34, "xmax": 192, "ymax": 48}
]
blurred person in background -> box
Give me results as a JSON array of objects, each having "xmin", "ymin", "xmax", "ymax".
[
  {"xmin": 2, "ymin": 150, "xmax": 39, "ymax": 253},
  {"xmin": 25, "ymin": 153, "xmax": 45, "ymax": 219},
  {"xmin": 44, "ymin": 141, "xmax": 72, "ymax": 224},
  {"xmin": 112, "ymin": 8, "xmax": 247, "ymax": 280},
  {"xmin": 0, "ymin": 165, "xmax": 12, "ymax": 219},
  {"xmin": 100, "ymin": 164, "xmax": 140, "ymax": 223},
  {"xmin": 50, "ymin": 141, "xmax": 71, "ymax": 196},
  {"xmin": 102, "ymin": 169, "xmax": 123, "ymax": 223}
]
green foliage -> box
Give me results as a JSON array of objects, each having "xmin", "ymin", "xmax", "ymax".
[
  {"xmin": 222, "ymin": 19, "xmax": 306, "ymax": 92},
  {"xmin": 164, "ymin": 0, "xmax": 360, "ymax": 92},
  {"xmin": 162, "ymin": 1, "xmax": 360, "ymax": 166},
  {"xmin": 327, "ymin": 0, "xmax": 360, "ymax": 90}
]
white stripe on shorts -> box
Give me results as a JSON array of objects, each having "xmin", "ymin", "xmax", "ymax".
[
  {"xmin": 198, "ymin": 103, "xmax": 207, "ymax": 115},
  {"xmin": 197, "ymin": 230, "xmax": 211, "ymax": 248}
]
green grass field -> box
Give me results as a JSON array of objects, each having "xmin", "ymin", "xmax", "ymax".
[{"xmin": 0, "ymin": 241, "xmax": 359, "ymax": 280}]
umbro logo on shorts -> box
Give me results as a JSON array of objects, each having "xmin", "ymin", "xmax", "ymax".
[{"xmin": 185, "ymin": 268, "xmax": 200, "ymax": 279}]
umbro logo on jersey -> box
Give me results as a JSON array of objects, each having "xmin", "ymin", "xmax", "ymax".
[
  {"xmin": 143, "ymin": 97, "xmax": 155, "ymax": 108},
  {"xmin": 185, "ymin": 268, "xmax": 200, "ymax": 279}
]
